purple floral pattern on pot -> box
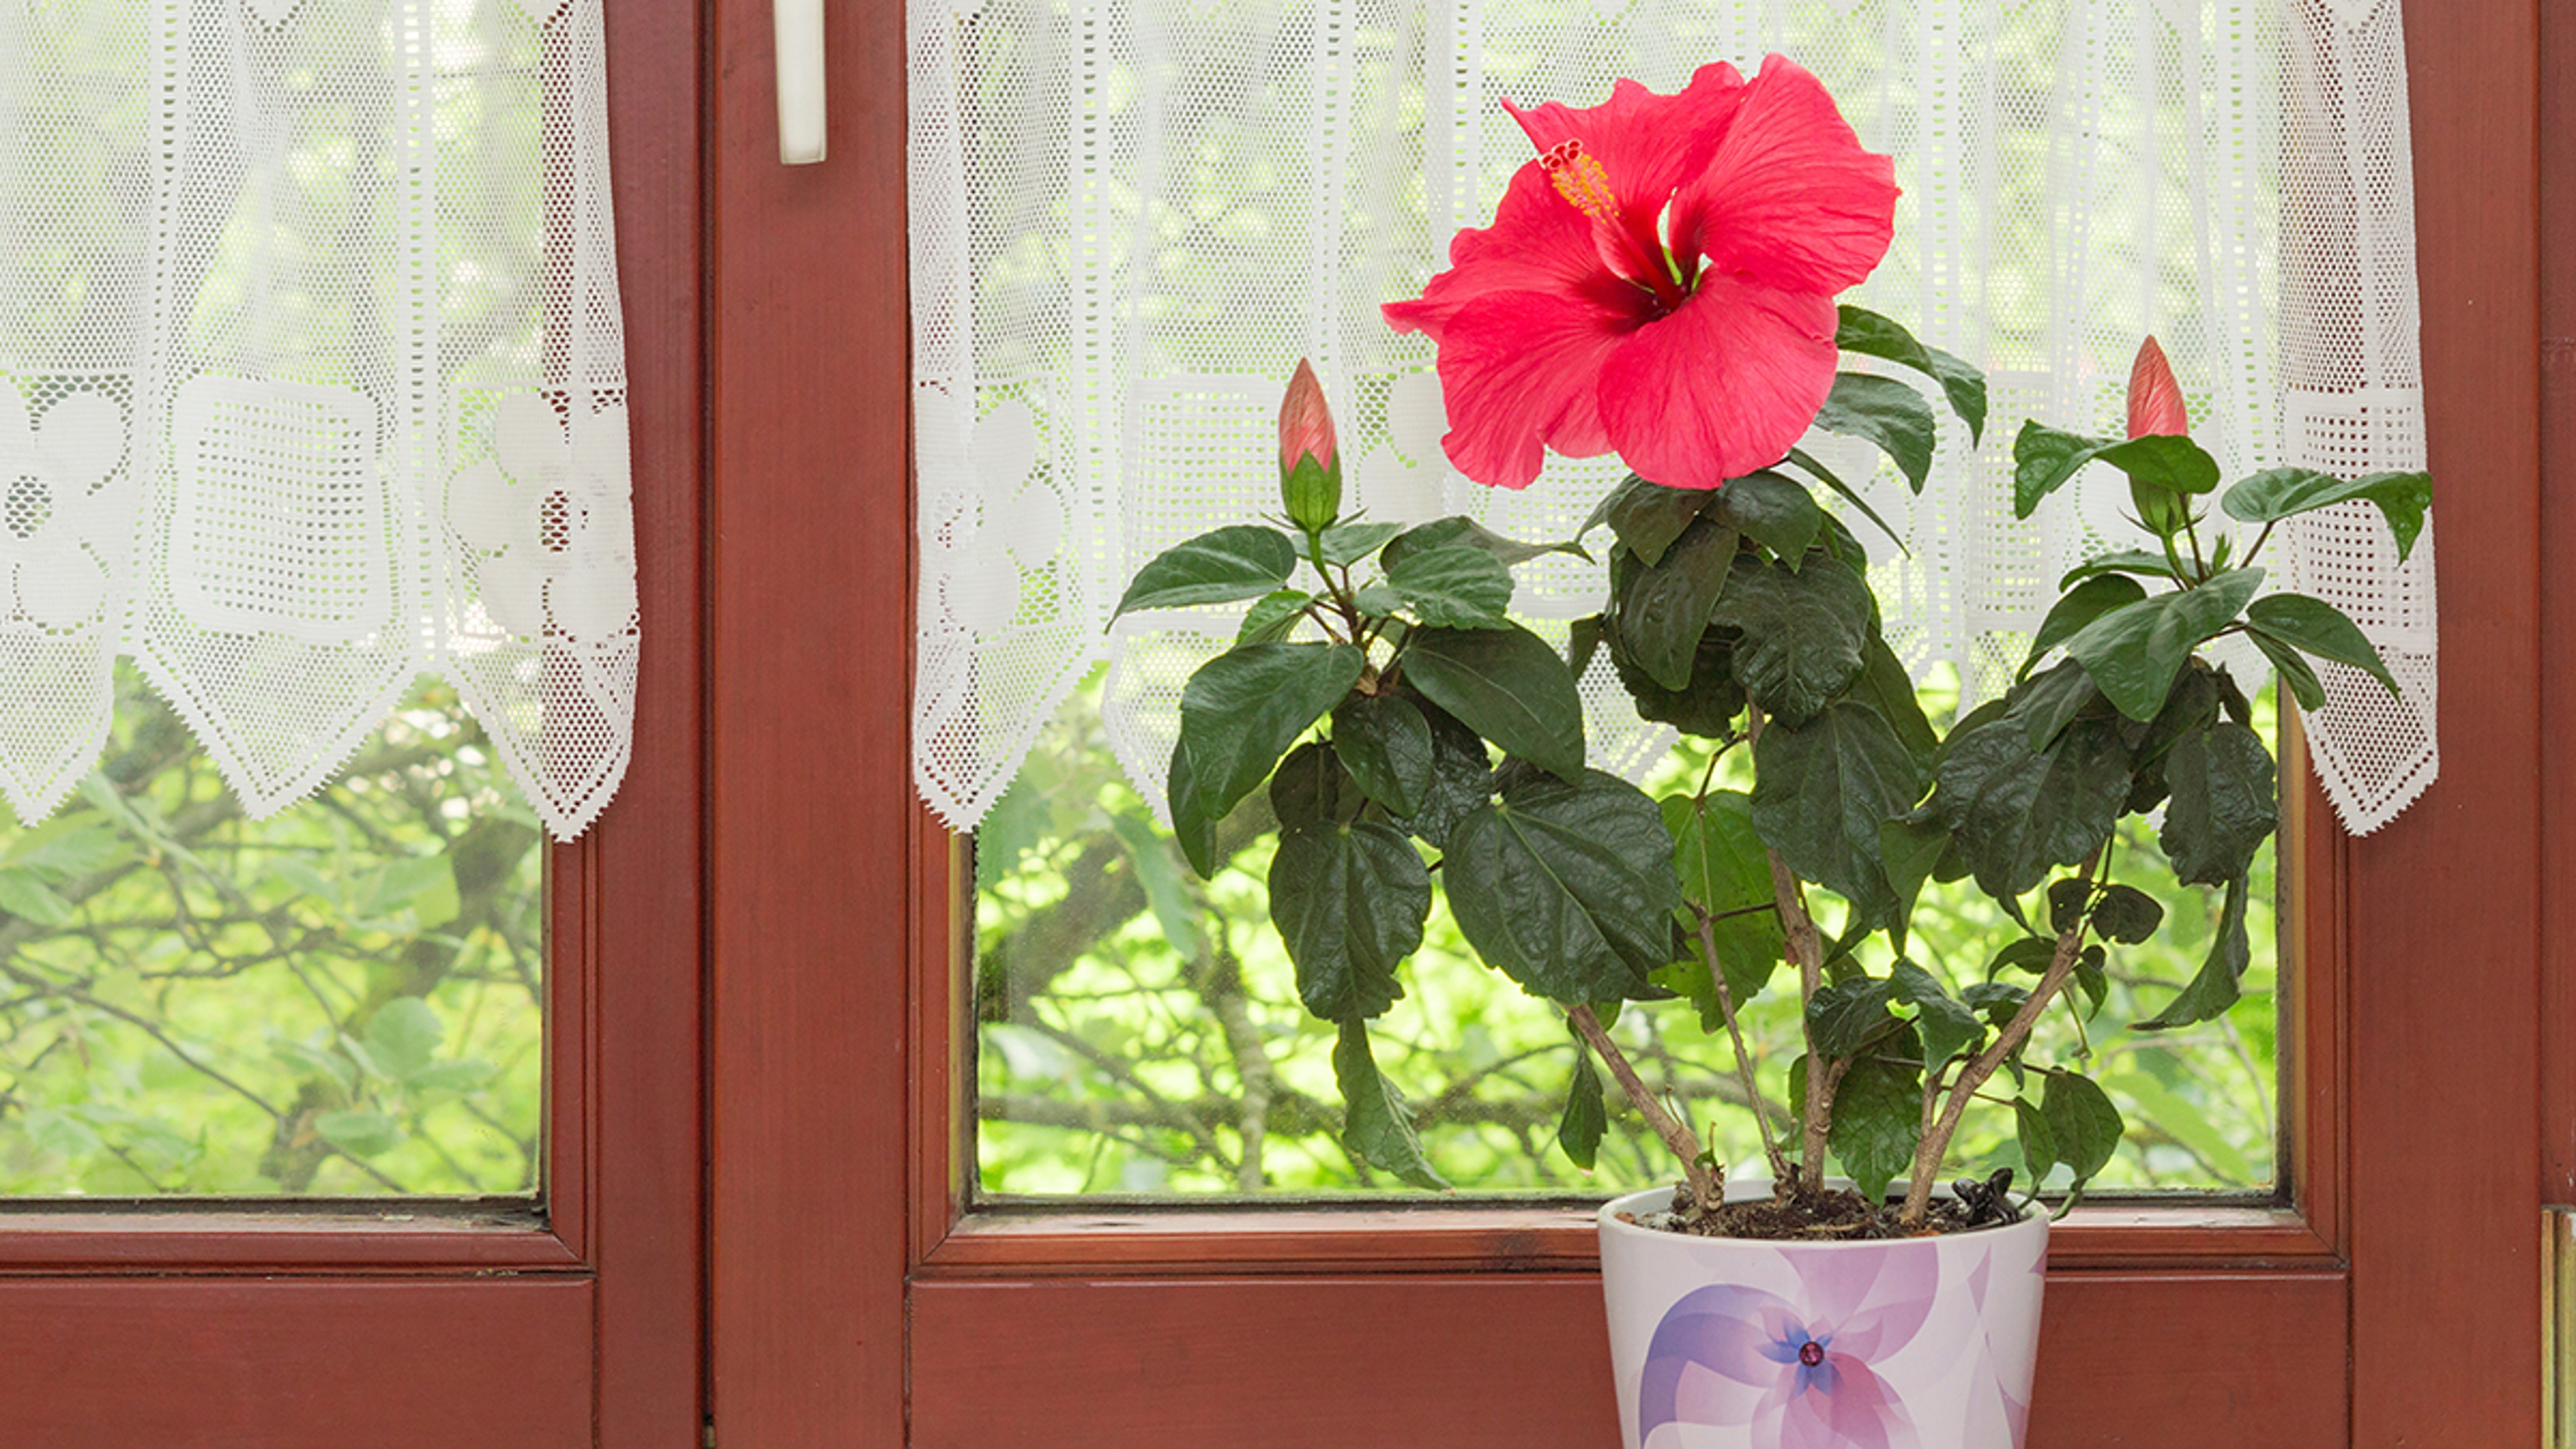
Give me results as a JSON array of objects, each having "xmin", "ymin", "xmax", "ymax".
[
  {"xmin": 1599, "ymin": 1187, "xmax": 2046, "ymax": 1449},
  {"xmin": 1640, "ymin": 1238, "xmax": 1936, "ymax": 1448}
]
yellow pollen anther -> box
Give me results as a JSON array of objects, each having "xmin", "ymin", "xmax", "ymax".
[{"xmin": 1540, "ymin": 139, "xmax": 1621, "ymax": 227}]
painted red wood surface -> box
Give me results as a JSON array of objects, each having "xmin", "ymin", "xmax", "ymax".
[
  {"xmin": 0, "ymin": 1279, "xmax": 593, "ymax": 1448},
  {"xmin": 2355, "ymin": 2, "xmax": 2544, "ymax": 1442},
  {"xmin": 705, "ymin": 0, "xmax": 915, "ymax": 1443},
  {"xmin": 701, "ymin": 0, "xmax": 2545, "ymax": 1444},
  {"xmin": 908, "ymin": 1274, "xmax": 2350, "ymax": 1449},
  {"xmin": 0, "ymin": 4, "xmax": 706, "ymax": 1444}
]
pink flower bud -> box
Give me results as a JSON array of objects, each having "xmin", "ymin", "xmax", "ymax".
[
  {"xmin": 1279, "ymin": 360, "xmax": 1343, "ymax": 533},
  {"xmin": 2126, "ymin": 337, "xmax": 2190, "ymax": 439},
  {"xmin": 1279, "ymin": 359, "xmax": 1338, "ymax": 472}
]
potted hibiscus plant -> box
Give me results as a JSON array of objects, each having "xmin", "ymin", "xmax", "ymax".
[{"xmin": 1112, "ymin": 56, "xmax": 2428, "ymax": 1449}]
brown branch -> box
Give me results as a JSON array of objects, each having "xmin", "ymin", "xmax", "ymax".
[
  {"xmin": 1899, "ymin": 849, "xmax": 2102, "ymax": 1225},
  {"xmin": 1568, "ymin": 1005, "xmax": 1717, "ymax": 1214},
  {"xmin": 1693, "ymin": 912, "xmax": 1790, "ymax": 1182}
]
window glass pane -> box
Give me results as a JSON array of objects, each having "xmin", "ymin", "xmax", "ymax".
[
  {"xmin": 0, "ymin": 667, "xmax": 543, "ymax": 1197},
  {"xmin": 974, "ymin": 674, "xmax": 2277, "ymax": 1198}
]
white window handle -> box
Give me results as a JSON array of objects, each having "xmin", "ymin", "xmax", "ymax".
[{"xmin": 774, "ymin": 0, "xmax": 826, "ymax": 165}]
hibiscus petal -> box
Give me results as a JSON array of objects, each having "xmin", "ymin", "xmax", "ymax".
[
  {"xmin": 1383, "ymin": 162, "xmax": 1604, "ymax": 342},
  {"xmin": 1675, "ymin": 54, "xmax": 1898, "ymax": 297},
  {"xmin": 1415, "ymin": 286, "xmax": 1637, "ymax": 490},
  {"xmin": 1502, "ymin": 64, "xmax": 1746, "ymax": 272},
  {"xmin": 2127, "ymin": 336, "xmax": 2190, "ymax": 437},
  {"xmin": 1599, "ymin": 274, "xmax": 1837, "ymax": 488}
]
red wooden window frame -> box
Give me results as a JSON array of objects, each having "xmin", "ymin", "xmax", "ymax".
[
  {"xmin": 0, "ymin": 6, "xmax": 706, "ymax": 1444},
  {"xmin": 708, "ymin": 0, "xmax": 2544, "ymax": 1444}
]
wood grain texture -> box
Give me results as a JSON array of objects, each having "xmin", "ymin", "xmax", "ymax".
[
  {"xmin": 706, "ymin": 0, "xmax": 913, "ymax": 1443},
  {"xmin": 2539, "ymin": 0, "xmax": 2576, "ymax": 1205},
  {"xmin": 0, "ymin": 1278, "xmax": 594, "ymax": 1449},
  {"xmin": 909, "ymin": 1273, "xmax": 2349, "ymax": 1449},
  {"xmin": 2361, "ymin": 2, "xmax": 2545, "ymax": 1443},
  {"xmin": 592, "ymin": 1, "xmax": 708, "ymax": 1442}
]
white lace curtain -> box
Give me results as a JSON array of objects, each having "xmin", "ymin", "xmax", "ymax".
[
  {"xmin": 910, "ymin": 0, "xmax": 2435, "ymax": 836},
  {"xmin": 0, "ymin": 0, "xmax": 634, "ymax": 842}
]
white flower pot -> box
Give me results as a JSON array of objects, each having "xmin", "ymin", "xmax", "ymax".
[{"xmin": 1597, "ymin": 1183, "xmax": 2048, "ymax": 1449}]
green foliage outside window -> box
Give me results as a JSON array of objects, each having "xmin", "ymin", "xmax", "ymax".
[{"xmin": 0, "ymin": 667, "xmax": 541, "ymax": 1197}]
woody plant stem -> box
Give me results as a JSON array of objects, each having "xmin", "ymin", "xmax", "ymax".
[
  {"xmin": 1568, "ymin": 1004, "xmax": 1719, "ymax": 1216},
  {"xmin": 1745, "ymin": 706, "xmax": 1835, "ymax": 1194},
  {"xmin": 1896, "ymin": 848, "xmax": 2103, "ymax": 1226}
]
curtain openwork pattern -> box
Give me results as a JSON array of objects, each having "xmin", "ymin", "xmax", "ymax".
[
  {"xmin": 0, "ymin": 0, "xmax": 633, "ymax": 841},
  {"xmin": 910, "ymin": 0, "xmax": 2434, "ymax": 835}
]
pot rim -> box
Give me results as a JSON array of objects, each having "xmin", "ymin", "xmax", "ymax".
[{"xmin": 1595, "ymin": 1182, "xmax": 2049, "ymax": 1250}]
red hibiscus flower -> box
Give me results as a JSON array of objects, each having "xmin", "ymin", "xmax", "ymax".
[{"xmin": 1383, "ymin": 56, "xmax": 1898, "ymax": 491}]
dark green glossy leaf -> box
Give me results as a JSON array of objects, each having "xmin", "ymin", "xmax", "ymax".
[
  {"xmin": 1269, "ymin": 740, "xmax": 1350, "ymax": 829},
  {"xmin": 2059, "ymin": 550, "xmax": 2185, "ymax": 592},
  {"xmin": 1444, "ymin": 770, "xmax": 1682, "ymax": 1004},
  {"xmin": 2060, "ymin": 567, "xmax": 2263, "ymax": 720},
  {"xmin": 1829, "ymin": 1053, "xmax": 1923, "ymax": 1203},
  {"xmin": 1878, "ymin": 814, "xmax": 1950, "ymax": 957},
  {"xmin": 1269, "ymin": 820, "xmax": 1430, "ymax": 1021},
  {"xmin": 1782, "ymin": 447, "xmax": 1908, "ymax": 555},
  {"xmin": 1835, "ymin": 305, "xmax": 1988, "ymax": 445},
  {"xmin": 1608, "ymin": 620, "xmax": 1746, "ymax": 739},
  {"xmin": 1965, "ymin": 980, "xmax": 2031, "ymax": 1027},
  {"xmin": 1807, "ymin": 977, "xmax": 1899, "ymax": 1059},
  {"xmin": 1709, "ymin": 471, "xmax": 1823, "ymax": 563},
  {"xmin": 1383, "ymin": 515, "xmax": 1588, "ymax": 571},
  {"xmin": 2047, "ymin": 877, "xmax": 2090, "ymax": 937},
  {"xmin": 2092, "ymin": 883, "xmax": 2165, "ymax": 944},
  {"xmin": 2012, "ymin": 424, "xmax": 2220, "ymax": 519},
  {"xmin": 2015, "ymin": 1096, "xmax": 2057, "ymax": 1186},
  {"xmin": 1399, "ymin": 625, "xmax": 1587, "ymax": 782},
  {"xmin": 1113, "ymin": 525, "xmax": 1298, "ymax": 616},
  {"xmin": 1851, "ymin": 638, "xmax": 1937, "ymax": 772},
  {"xmin": 1332, "ymin": 1017, "xmax": 1448, "ymax": 1189},
  {"xmin": 1385, "ymin": 544, "xmax": 1514, "ymax": 628},
  {"xmin": 1986, "ymin": 937, "xmax": 2059, "ymax": 977},
  {"xmin": 1751, "ymin": 701, "xmax": 1923, "ymax": 920},
  {"xmin": 1318, "ymin": 521, "xmax": 1406, "ymax": 567},
  {"xmin": 1171, "ymin": 641, "xmax": 1366, "ymax": 841},
  {"xmin": 2136, "ymin": 873, "xmax": 2253, "ymax": 1030},
  {"xmin": 2159, "ymin": 721, "xmax": 2277, "ymax": 886},
  {"xmin": 1662, "ymin": 790, "xmax": 1785, "ymax": 1012},
  {"xmin": 1890, "ymin": 961, "xmax": 1982, "ymax": 1071},
  {"xmin": 1618, "ymin": 519, "xmax": 1738, "ymax": 690},
  {"xmin": 2220, "ymin": 468, "xmax": 2432, "ymax": 563},
  {"xmin": 2021, "ymin": 574, "xmax": 2149, "ymax": 681},
  {"xmin": 2245, "ymin": 594, "xmax": 2398, "ymax": 698},
  {"xmin": 1388, "ymin": 701, "xmax": 1493, "ymax": 849},
  {"xmin": 2007, "ymin": 659, "xmax": 2108, "ymax": 753},
  {"xmin": 2247, "ymin": 629, "xmax": 2326, "ymax": 711},
  {"xmin": 1600, "ymin": 476, "xmax": 1715, "ymax": 568},
  {"xmin": 1558, "ymin": 1040, "xmax": 1608, "ymax": 1171},
  {"xmin": 1934, "ymin": 711, "xmax": 2133, "ymax": 902},
  {"xmin": 1167, "ymin": 746, "xmax": 1218, "ymax": 877},
  {"xmin": 1332, "ymin": 694, "xmax": 1434, "ymax": 818},
  {"xmin": 1567, "ymin": 614, "xmax": 1605, "ymax": 680},
  {"xmin": 1814, "ymin": 372, "xmax": 1938, "ymax": 494},
  {"xmin": 2040, "ymin": 1070, "xmax": 2125, "ymax": 1190},
  {"xmin": 1238, "ymin": 590, "xmax": 1312, "ymax": 647},
  {"xmin": 1713, "ymin": 553, "xmax": 1875, "ymax": 727}
]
